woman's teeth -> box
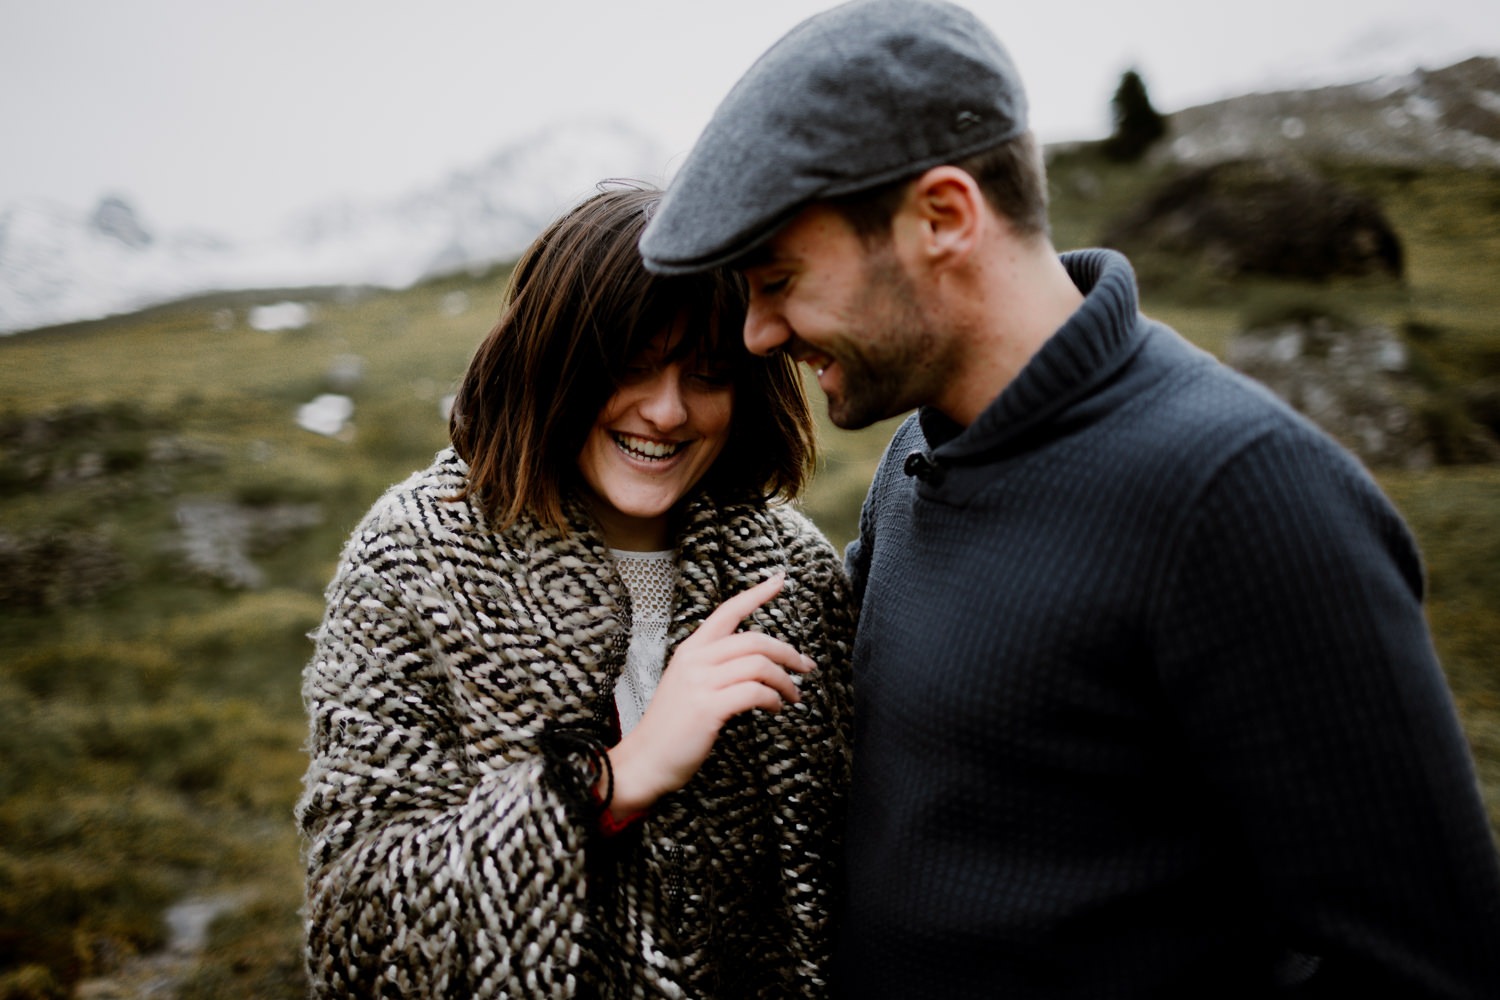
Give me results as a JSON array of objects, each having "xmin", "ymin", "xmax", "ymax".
[{"xmin": 615, "ymin": 434, "xmax": 686, "ymax": 461}]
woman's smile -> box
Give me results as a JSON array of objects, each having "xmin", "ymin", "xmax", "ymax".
[
  {"xmin": 613, "ymin": 432, "xmax": 691, "ymax": 462},
  {"xmin": 578, "ymin": 321, "xmax": 734, "ymax": 551}
]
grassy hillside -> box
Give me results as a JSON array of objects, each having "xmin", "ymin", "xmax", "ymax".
[{"xmin": 1, "ymin": 153, "xmax": 1497, "ymax": 997}]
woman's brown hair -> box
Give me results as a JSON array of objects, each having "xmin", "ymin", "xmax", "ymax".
[{"xmin": 449, "ymin": 183, "xmax": 816, "ymax": 533}]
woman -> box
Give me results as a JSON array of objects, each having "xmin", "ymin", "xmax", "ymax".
[{"xmin": 296, "ymin": 185, "xmax": 854, "ymax": 998}]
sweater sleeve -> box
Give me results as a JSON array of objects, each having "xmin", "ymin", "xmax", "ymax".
[
  {"xmin": 1153, "ymin": 427, "xmax": 1500, "ymax": 997},
  {"xmin": 845, "ymin": 415, "xmax": 925, "ymax": 604},
  {"xmin": 295, "ymin": 525, "xmax": 598, "ymax": 999}
]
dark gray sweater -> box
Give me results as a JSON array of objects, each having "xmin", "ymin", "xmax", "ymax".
[{"xmin": 835, "ymin": 249, "xmax": 1500, "ymax": 998}]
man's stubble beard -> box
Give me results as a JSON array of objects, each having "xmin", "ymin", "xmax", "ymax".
[{"xmin": 826, "ymin": 249, "xmax": 944, "ymax": 431}]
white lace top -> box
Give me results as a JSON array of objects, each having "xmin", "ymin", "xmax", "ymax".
[{"xmin": 611, "ymin": 549, "xmax": 675, "ymax": 735}]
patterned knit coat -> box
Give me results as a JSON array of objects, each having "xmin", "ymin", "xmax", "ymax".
[{"xmin": 296, "ymin": 449, "xmax": 855, "ymax": 998}]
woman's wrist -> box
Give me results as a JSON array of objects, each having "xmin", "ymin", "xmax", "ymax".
[{"xmin": 601, "ymin": 741, "xmax": 659, "ymax": 821}]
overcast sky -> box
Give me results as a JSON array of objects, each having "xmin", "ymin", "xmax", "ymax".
[{"xmin": 2, "ymin": 0, "xmax": 1495, "ymax": 241}]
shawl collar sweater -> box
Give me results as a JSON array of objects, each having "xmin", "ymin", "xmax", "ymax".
[
  {"xmin": 298, "ymin": 449, "xmax": 854, "ymax": 998},
  {"xmin": 837, "ymin": 249, "xmax": 1500, "ymax": 998}
]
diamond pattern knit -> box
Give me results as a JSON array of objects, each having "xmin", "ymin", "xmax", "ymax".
[{"xmin": 297, "ymin": 450, "xmax": 854, "ymax": 997}]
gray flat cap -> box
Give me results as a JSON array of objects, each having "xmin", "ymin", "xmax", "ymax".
[{"xmin": 640, "ymin": 0, "xmax": 1028, "ymax": 274}]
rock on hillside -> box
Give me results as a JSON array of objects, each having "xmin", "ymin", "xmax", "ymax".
[
  {"xmin": 1101, "ymin": 157, "xmax": 1404, "ymax": 280},
  {"xmin": 1227, "ymin": 316, "xmax": 1431, "ymax": 468},
  {"xmin": 1226, "ymin": 313, "xmax": 1500, "ymax": 468},
  {"xmin": 1164, "ymin": 56, "xmax": 1500, "ymax": 169}
]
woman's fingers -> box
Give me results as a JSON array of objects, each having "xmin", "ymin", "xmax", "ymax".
[
  {"xmin": 669, "ymin": 577, "xmax": 815, "ymax": 706},
  {"xmin": 604, "ymin": 574, "xmax": 815, "ymax": 816},
  {"xmin": 701, "ymin": 631, "xmax": 816, "ymax": 673},
  {"xmin": 713, "ymin": 679, "xmax": 790, "ymax": 718},
  {"xmin": 693, "ymin": 574, "xmax": 785, "ymax": 641},
  {"xmin": 607, "ymin": 653, "xmax": 800, "ymax": 814},
  {"xmin": 710, "ymin": 654, "xmax": 806, "ymax": 706},
  {"xmin": 682, "ymin": 576, "xmax": 815, "ymax": 677}
]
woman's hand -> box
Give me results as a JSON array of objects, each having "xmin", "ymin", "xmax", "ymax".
[{"xmin": 603, "ymin": 574, "xmax": 815, "ymax": 820}]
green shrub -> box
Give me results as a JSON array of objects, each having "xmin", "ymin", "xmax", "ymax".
[{"xmin": 4, "ymin": 642, "xmax": 177, "ymax": 703}]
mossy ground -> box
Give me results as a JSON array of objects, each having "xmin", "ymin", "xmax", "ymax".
[{"xmin": 1, "ymin": 154, "xmax": 1496, "ymax": 997}]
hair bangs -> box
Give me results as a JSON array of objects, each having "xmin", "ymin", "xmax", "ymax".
[{"xmin": 605, "ymin": 267, "xmax": 750, "ymax": 385}]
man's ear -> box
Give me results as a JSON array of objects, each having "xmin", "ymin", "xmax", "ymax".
[{"xmin": 894, "ymin": 166, "xmax": 984, "ymax": 269}]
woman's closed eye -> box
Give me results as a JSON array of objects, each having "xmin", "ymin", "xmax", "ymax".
[
  {"xmin": 688, "ymin": 365, "xmax": 733, "ymax": 388},
  {"xmin": 618, "ymin": 362, "xmax": 658, "ymax": 384}
]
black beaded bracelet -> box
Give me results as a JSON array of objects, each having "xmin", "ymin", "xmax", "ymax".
[{"xmin": 540, "ymin": 725, "xmax": 614, "ymax": 816}]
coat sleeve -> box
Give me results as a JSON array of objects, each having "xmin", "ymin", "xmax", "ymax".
[
  {"xmin": 295, "ymin": 521, "xmax": 599, "ymax": 999},
  {"xmin": 1153, "ymin": 427, "xmax": 1500, "ymax": 997},
  {"xmin": 769, "ymin": 509, "xmax": 858, "ymax": 992}
]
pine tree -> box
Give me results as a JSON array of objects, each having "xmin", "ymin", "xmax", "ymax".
[{"xmin": 1104, "ymin": 69, "xmax": 1167, "ymax": 162}]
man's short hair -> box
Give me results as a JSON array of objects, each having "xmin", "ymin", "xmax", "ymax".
[{"xmin": 829, "ymin": 131, "xmax": 1052, "ymax": 246}]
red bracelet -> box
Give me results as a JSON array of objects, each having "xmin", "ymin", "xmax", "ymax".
[{"xmin": 590, "ymin": 784, "xmax": 645, "ymax": 836}]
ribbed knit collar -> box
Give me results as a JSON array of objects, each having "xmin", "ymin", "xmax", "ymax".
[{"xmin": 920, "ymin": 248, "xmax": 1146, "ymax": 464}]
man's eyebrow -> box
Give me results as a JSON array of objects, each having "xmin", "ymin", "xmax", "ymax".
[{"xmin": 735, "ymin": 246, "xmax": 784, "ymax": 271}]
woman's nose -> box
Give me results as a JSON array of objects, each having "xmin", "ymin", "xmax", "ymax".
[{"xmin": 638, "ymin": 369, "xmax": 689, "ymax": 429}]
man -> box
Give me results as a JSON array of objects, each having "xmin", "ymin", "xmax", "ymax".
[{"xmin": 639, "ymin": 1, "xmax": 1500, "ymax": 996}]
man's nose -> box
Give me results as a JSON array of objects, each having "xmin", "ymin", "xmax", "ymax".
[{"xmin": 743, "ymin": 295, "xmax": 790, "ymax": 357}]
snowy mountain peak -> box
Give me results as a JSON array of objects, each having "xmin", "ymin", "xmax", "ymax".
[
  {"xmin": 90, "ymin": 196, "xmax": 154, "ymax": 249},
  {"xmin": 0, "ymin": 118, "xmax": 670, "ymax": 335}
]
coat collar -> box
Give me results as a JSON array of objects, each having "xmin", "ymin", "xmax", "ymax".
[{"xmin": 512, "ymin": 487, "xmax": 781, "ymax": 668}]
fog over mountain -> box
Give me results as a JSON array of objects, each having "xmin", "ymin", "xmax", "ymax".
[
  {"xmin": 1, "ymin": 55, "xmax": 1496, "ymax": 337},
  {"xmin": 0, "ymin": 119, "xmax": 667, "ymax": 335}
]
